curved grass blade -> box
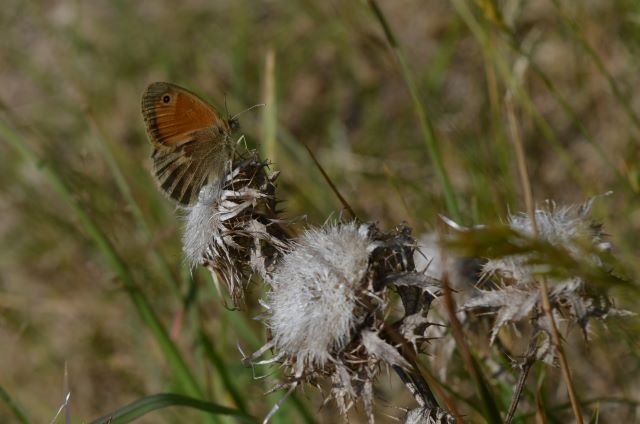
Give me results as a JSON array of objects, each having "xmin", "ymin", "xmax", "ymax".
[{"xmin": 90, "ymin": 393, "xmax": 255, "ymax": 424}]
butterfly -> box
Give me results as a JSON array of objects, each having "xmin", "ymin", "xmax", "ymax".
[{"xmin": 141, "ymin": 81, "xmax": 239, "ymax": 205}]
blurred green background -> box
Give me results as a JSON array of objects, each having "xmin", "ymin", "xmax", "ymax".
[{"xmin": 1, "ymin": 0, "xmax": 639, "ymax": 423}]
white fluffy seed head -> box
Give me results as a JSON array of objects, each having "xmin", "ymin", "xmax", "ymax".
[
  {"xmin": 509, "ymin": 207, "xmax": 596, "ymax": 254},
  {"xmin": 266, "ymin": 222, "xmax": 372, "ymax": 371},
  {"xmin": 483, "ymin": 202, "xmax": 604, "ymax": 284},
  {"xmin": 182, "ymin": 184, "xmax": 223, "ymax": 267}
]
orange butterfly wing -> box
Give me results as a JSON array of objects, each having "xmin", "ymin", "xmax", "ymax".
[{"xmin": 141, "ymin": 82, "xmax": 234, "ymax": 205}]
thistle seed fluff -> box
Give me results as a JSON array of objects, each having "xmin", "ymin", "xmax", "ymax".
[{"xmin": 267, "ymin": 222, "xmax": 372, "ymax": 371}]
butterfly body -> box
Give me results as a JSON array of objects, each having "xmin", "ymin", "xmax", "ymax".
[{"xmin": 141, "ymin": 82, "xmax": 238, "ymax": 205}]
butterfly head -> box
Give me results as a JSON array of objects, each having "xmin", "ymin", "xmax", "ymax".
[{"xmin": 228, "ymin": 117, "xmax": 240, "ymax": 133}]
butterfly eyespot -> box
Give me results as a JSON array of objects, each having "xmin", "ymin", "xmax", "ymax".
[{"xmin": 162, "ymin": 95, "xmax": 171, "ymax": 104}]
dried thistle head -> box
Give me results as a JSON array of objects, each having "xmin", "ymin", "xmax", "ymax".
[
  {"xmin": 249, "ymin": 221, "xmax": 443, "ymax": 422},
  {"xmin": 453, "ymin": 197, "xmax": 632, "ymax": 361},
  {"xmin": 182, "ymin": 150, "xmax": 289, "ymax": 306}
]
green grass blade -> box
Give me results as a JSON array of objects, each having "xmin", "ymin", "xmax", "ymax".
[
  {"xmin": 549, "ymin": 0, "xmax": 640, "ymax": 138},
  {"xmin": 261, "ymin": 48, "xmax": 278, "ymax": 165},
  {"xmin": 85, "ymin": 112, "xmax": 183, "ymax": 296},
  {"xmin": 0, "ymin": 121, "xmax": 205, "ymax": 400},
  {"xmin": 198, "ymin": 332, "xmax": 248, "ymax": 414},
  {"xmin": 471, "ymin": 4, "xmax": 630, "ymax": 192},
  {"xmin": 89, "ymin": 393, "xmax": 255, "ymax": 424},
  {"xmin": 364, "ymin": 0, "xmax": 461, "ymax": 222},
  {"xmin": 470, "ymin": 355, "xmax": 504, "ymax": 422},
  {"xmin": 442, "ymin": 280, "xmax": 504, "ymax": 422},
  {"xmin": 450, "ymin": 0, "xmax": 591, "ymax": 194},
  {"xmin": 0, "ymin": 383, "xmax": 30, "ymax": 424}
]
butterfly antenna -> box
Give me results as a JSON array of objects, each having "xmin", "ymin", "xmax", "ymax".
[{"xmin": 230, "ymin": 103, "xmax": 266, "ymax": 121}]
